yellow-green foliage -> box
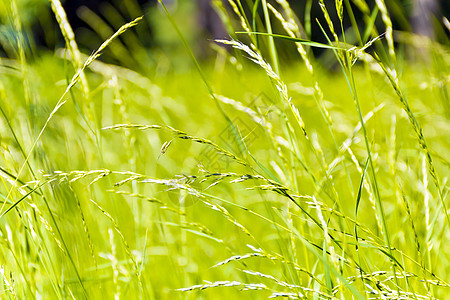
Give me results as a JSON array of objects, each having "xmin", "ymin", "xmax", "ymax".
[{"xmin": 0, "ymin": 0, "xmax": 448, "ymax": 299}]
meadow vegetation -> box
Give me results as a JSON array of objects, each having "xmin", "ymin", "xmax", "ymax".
[{"xmin": 0, "ymin": 0, "xmax": 448, "ymax": 298}]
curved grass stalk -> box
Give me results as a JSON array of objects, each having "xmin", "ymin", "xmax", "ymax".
[
  {"xmin": 0, "ymin": 16, "xmax": 143, "ymax": 298},
  {"xmin": 375, "ymin": 59, "xmax": 450, "ymax": 230},
  {"xmin": 314, "ymin": 12, "xmax": 402, "ymax": 291},
  {"xmin": 103, "ymin": 123, "xmax": 249, "ymax": 166},
  {"xmin": 49, "ymin": 0, "xmax": 89, "ymax": 97}
]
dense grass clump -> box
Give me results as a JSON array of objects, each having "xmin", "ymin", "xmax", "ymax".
[{"xmin": 0, "ymin": 0, "xmax": 448, "ymax": 298}]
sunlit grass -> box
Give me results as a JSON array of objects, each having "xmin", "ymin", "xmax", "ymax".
[{"xmin": 0, "ymin": 0, "xmax": 448, "ymax": 299}]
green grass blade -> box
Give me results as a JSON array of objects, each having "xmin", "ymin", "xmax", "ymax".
[{"xmin": 236, "ymin": 31, "xmax": 344, "ymax": 49}]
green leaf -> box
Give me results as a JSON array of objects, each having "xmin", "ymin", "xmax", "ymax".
[
  {"xmin": 236, "ymin": 31, "xmax": 344, "ymax": 49},
  {"xmin": 355, "ymin": 157, "xmax": 369, "ymax": 249}
]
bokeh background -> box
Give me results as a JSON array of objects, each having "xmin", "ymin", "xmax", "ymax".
[{"xmin": 1, "ymin": 0, "xmax": 449, "ymax": 68}]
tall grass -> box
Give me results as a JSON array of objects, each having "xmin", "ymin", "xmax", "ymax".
[{"xmin": 0, "ymin": 0, "xmax": 448, "ymax": 299}]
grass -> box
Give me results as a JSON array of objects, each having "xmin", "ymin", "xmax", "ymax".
[{"xmin": 0, "ymin": 0, "xmax": 449, "ymax": 298}]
